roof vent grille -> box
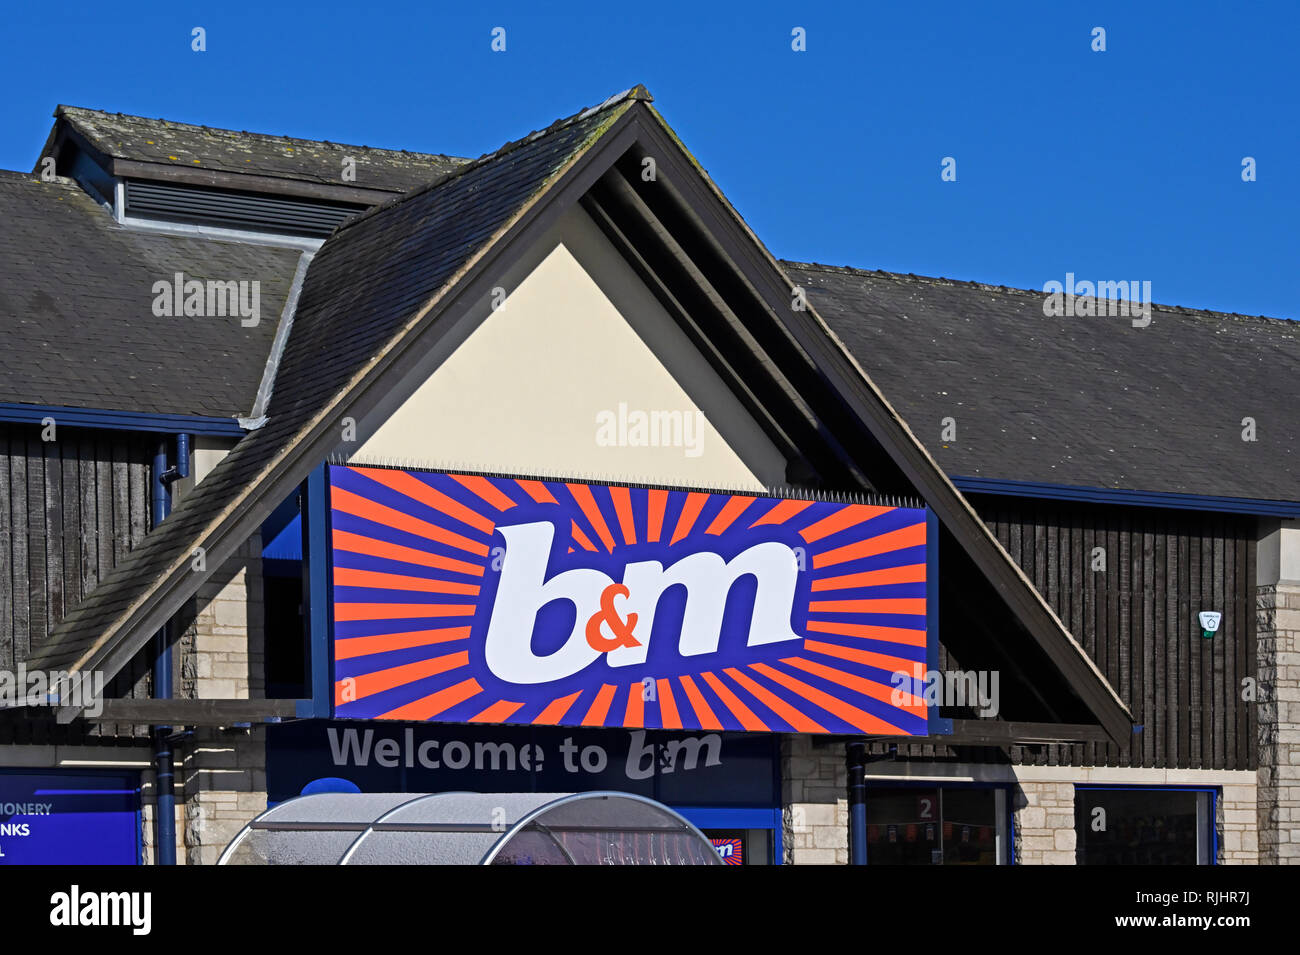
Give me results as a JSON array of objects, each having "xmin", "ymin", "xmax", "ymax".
[{"xmin": 123, "ymin": 179, "xmax": 363, "ymax": 237}]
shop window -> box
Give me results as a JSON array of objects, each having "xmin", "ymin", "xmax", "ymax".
[
  {"xmin": 680, "ymin": 807, "xmax": 780, "ymax": 864},
  {"xmin": 865, "ymin": 785, "xmax": 1008, "ymax": 864},
  {"xmin": 1074, "ymin": 787, "xmax": 1214, "ymax": 865},
  {"xmin": 701, "ymin": 827, "xmax": 772, "ymax": 865}
]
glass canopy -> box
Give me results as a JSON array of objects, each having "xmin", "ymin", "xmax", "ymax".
[{"xmin": 218, "ymin": 791, "xmax": 722, "ymax": 865}]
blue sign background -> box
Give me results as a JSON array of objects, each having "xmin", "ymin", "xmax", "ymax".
[
  {"xmin": 0, "ymin": 770, "xmax": 140, "ymax": 865},
  {"xmin": 267, "ymin": 720, "xmax": 779, "ymax": 808}
]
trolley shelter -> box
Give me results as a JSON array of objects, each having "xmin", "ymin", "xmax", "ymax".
[{"xmin": 219, "ymin": 791, "xmax": 721, "ymax": 865}]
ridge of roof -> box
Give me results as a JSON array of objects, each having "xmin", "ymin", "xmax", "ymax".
[
  {"xmin": 54, "ymin": 103, "xmax": 468, "ymax": 165},
  {"xmin": 335, "ymin": 86, "xmax": 653, "ymax": 236},
  {"xmin": 0, "ymin": 167, "xmax": 50, "ymax": 182},
  {"xmin": 782, "ymin": 259, "xmax": 1298, "ymax": 329}
]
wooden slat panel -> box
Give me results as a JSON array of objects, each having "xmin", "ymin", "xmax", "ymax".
[
  {"xmin": 94, "ymin": 433, "xmax": 114, "ymax": 587},
  {"xmin": 80, "ymin": 432, "xmax": 105, "ymax": 742},
  {"xmin": 1082, "ymin": 507, "xmax": 1098, "ymax": 766},
  {"xmin": 0, "ymin": 429, "xmax": 12, "ymax": 672},
  {"xmin": 0, "ymin": 428, "xmax": 152, "ymax": 742},
  {"xmin": 1174, "ymin": 520, "xmax": 1187, "ymax": 768},
  {"xmin": 1033, "ymin": 517, "xmax": 1048, "ymax": 761},
  {"xmin": 1238, "ymin": 531, "xmax": 1250, "ymax": 770},
  {"xmin": 78, "ymin": 432, "xmax": 98, "ymax": 596},
  {"xmin": 1237, "ymin": 529, "xmax": 1249, "ymax": 770},
  {"xmin": 1203, "ymin": 521, "xmax": 1215, "ymax": 769},
  {"xmin": 1104, "ymin": 520, "xmax": 1120, "ymax": 765},
  {"xmin": 1041, "ymin": 511, "xmax": 1058, "ymax": 767},
  {"xmin": 1008, "ymin": 517, "xmax": 1023, "ymax": 586},
  {"xmin": 1046, "ymin": 505, "xmax": 1061, "ymax": 624},
  {"xmin": 1139, "ymin": 516, "xmax": 1155, "ymax": 766},
  {"xmin": 1225, "ymin": 529, "xmax": 1240, "ymax": 769},
  {"xmin": 1065, "ymin": 505, "xmax": 1084, "ymax": 767},
  {"xmin": 61, "ymin": 440, "xmax": 82, "ymax": 611},
  {"xmin": 955, "ymin": 496, "xmax": 1255, "ymax": 772},
  {"xmin": 1117, "ymin": 510, "xmax": 1132, "ymax": 766},
  {"xmin": 111, "ymin": 436, "xmax": 131, "ymax": 565},
  {"xmin": 1068, "ymin": 505, "xmax": 1083, "ymax": 643},
  {"xmin": 11, "ymin": 442, "xmax": 29, "ymax": 668},
  {"xmin": 1244, "ymin": 541, "xmax": 1257, "ymax": 771},
  {"xmin": 1159, "ymin": 522, "xmax": 1170, "ymax": 769},
  {"xmin": 130, "ymin": 441, "xmax": 150, "ymax": 545},
  {"xmin": 134, "ymin": 436, "xmax": 157, "ymax": 719},
  {"xmin": 44, "ymin": 437, "xmax": 64, "ymax": 630},
  {"xmin": 25, "ymin": 434, "xmax": 47, "ymax": 653},
  {"xmin": 1191, "ymin": 528, "xmax": 1205, "ymax": 768},
  {"xmin": 1034, "ymin": 513, "xmax": 1048, "ymax": 595},
  {"xmin": 1213, "ymin": 522, "xmax": 1227, "ymax": 770},
  {"xmin": 108, "ymin": 437, "xmax": 130, "ymax": 738}
]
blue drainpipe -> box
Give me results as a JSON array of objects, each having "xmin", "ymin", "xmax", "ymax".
[
  {"xmin": 847, "ymin": 741, "xmax": 867, "ymax": 865},
  {"xmin": 151, "ymin": 433, "xmax": 189, "ymax": 865}
]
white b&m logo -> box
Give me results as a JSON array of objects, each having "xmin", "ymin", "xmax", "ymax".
[{"xmin": 484, "ymin": 520, "xmax": 803, "ymax": 684}]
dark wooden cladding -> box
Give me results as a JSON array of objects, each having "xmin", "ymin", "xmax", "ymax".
[
  {"xmin": 866, "ymin": 496, "xmax": 1257, "ymax": 771},
  {"xmin": 0, "ymin": 423, "xmax": 156, "ymax": 743},
  {"xmin": 984, "ymin": 496, "xmax": 1255, "ymax": 771}
]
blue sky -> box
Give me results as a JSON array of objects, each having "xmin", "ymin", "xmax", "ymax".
[{"xmin": 2, "ymin": 1, "xmax": 1295, "ymax": 318}]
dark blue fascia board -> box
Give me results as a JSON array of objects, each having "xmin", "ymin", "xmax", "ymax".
[
  {"xmin": 0, "ymin": 402, "xmax": 245, "ymax": 437},
  {"xmin": 952, "ymin": 475, "xmax": 1300, "ymax": 518},
  {"xmin": 924, "ymin": 506, "xmax": 952, "ymax": 738},
  {"xmin": 297, "ymin": 463, "xmax": 333, "ymax": 719}
]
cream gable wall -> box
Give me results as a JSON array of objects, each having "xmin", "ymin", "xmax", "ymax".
[{"xmin": 350, "ymin": 205, "xmax": 788, "ymax": 490}]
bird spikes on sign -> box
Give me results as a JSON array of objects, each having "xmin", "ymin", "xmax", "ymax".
[{"xmin": 330, "ymin": 454, "xmax": 922, "ymax": 509}]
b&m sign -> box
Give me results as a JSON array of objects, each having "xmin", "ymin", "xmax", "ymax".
[{"xmin": 328, "ymin": 466, "xmax": 930, "ymax": 736}]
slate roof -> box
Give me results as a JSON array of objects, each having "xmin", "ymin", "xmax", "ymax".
[
  {"xmin": 26, "ymin": 89, "xmax": 645, "ymax": 676},
  {"xmin": 51, "ymin": 106, "xmax": 469, "ymax": 194},
  {"xmin": 0, "ymin": 169, "xmax": 300, "ymax": 418},
  {"xmin": 787, "ymin": 263, "xmax": 1300, "ymax": 503}
]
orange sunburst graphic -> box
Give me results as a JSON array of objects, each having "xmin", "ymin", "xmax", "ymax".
[{"xmin": 329, "ymin": 466, "xmax": 931, "ymax": 737}]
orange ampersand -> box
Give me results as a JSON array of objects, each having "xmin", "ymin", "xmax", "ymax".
[{"xmin": 585, "ymin": 582, "xmax": 641, "ymax": 652}]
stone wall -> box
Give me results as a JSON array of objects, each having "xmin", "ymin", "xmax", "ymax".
[
  {"xmin": 180, "ymin": 535, "xmax": 265, "ymax": 701},
  {"xmin": 780, "ymin": 739, "xmax": 1257, "ymax": 865},
  {"xmin": 1257, "ymin": 581, "xmax": 1300, "ymax": 863},
  {"xmin": 1013, "ymin": 781, "xmax": 1076, "ymax": 864},
  {"xmin": 174, "ymin": 535, "xmax": 268, "ymax": 864},
  {"xmin": 180, "ymin": 727, "xmax": 266, "ymax": 865},
  {"xmin": 1221, "ymin": 783, "xmax": 1257, "ymax": 863},
  {"xmin": 781, "ymin": 735, "xmax": 848, "ymax": 864}
]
